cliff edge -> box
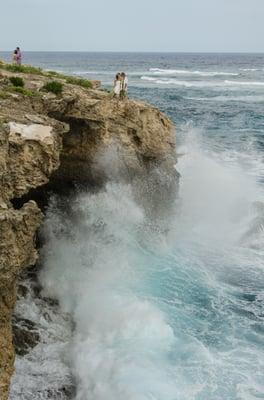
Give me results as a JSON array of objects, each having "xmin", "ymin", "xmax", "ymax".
[{"xmin": 0, "ymin": 65, "xmax": 177, "ymax": 399}]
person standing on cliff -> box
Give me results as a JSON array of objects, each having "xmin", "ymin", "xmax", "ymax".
[
  {"xmin": 12, "ymin": 50, "xmax": 18, "ymax": 64},
  {"xmin": 113, "ymin": 73, "xmax": 122, "ymax": 98},
  {"xmin": 13, "ymin": 47, "xmax": 22, "ymax": 65},
  {"xmin": 120, "ymin": 72, "xmax": 128, "ymax": 99},
  {"xmin": 16, "ymin": 47, "xmax": 22, "ymax": 65}
]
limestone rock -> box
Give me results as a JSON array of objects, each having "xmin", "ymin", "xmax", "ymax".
[
  {"xmin": 0, "ymin": 68, "xmax": 178, "ymax": 399},
  {"xmin": 0, "ymin": 98, "xmax": 67, "ymax": 399},
  {"xmin": 0, "ymin": 202, "xmax": 42, "ymax": 400},
  {"xmin": 43, "ymin": 88, "xmax": 176, "ymax": 187}
]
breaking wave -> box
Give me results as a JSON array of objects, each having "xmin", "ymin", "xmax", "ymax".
[
  {"xmin": 37, "ymin": 130, "xmax": 264, "ymax": 400},
  {"xmin": 141, "ymin": 76, "xmax": 264, "ymax": 88},
  {"xmin": 149, "ymin": 68, "xmax": 239, "ymax": 77}
]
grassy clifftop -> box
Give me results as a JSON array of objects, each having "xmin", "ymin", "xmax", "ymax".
[{"xmin": 0, "ymin": 61, "xmax": 100, "ymax": 93}]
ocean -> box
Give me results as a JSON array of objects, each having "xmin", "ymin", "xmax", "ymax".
[{"xmin": 2, "ymin": 52, "xmax": 264, "ymax": 400}]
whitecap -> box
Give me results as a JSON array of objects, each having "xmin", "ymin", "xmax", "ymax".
[
  {"xmin": 224, "ymin": 80, "xmax": 264, "ymax": 86},
  {"xmin": 185, "ymin": 95, "xmax": 264, "ymax": 102},
  {"xmin": 141, "ymin": 76, "xmax": 264, "ymax": 88},
  {"xmin": 149, "ymin": 68, "xmax": 238, "ymax": 77},
  {"xmin": 240, "ymin": 68, "xmax": 259, "ymax": 72}
]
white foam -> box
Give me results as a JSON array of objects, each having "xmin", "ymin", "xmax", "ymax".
[
  {"xmin": 38, "ymin": 136, "xmax": 264, "ymax": 400},
  {"xmin": 149, "ymin": 68, "xmax": 239, "ymax": 77},
  {"xmin": 39, "ymin": 183, "xmax": 180, "ymax": 400},
  {"xmin": 240, "ymin": 68, "xmax": 259, "ymax": 72},
  {"xmin": 224, "ymin": 80, "xmax": 264, "ymax": 86},
  {"xmin": 141, "ymin": 77, "xmax": 224, "ymax": 87},
  {"xmin": 141, "ymin": 76, "xmax": 264, "ymax": 88},
  {"xmin": 10, "ymin": 277, "xmax": 73, "ymax": 399},
  {"xmin": 185, "ymin": 95, "xmax": 264, "ymax": 102}
]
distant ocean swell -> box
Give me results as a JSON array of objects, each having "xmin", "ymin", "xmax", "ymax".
[{"xmin": 140, "ymin": 76, "xmax": 264, "ymax": 88}]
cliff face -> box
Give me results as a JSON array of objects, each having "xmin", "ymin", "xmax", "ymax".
[
  {"xmin": 0, "ymin": 68, "xmax": 177, "ymax": 399},
  {"xmin": 0, "ymin": 107, "xmax": 67, "ymax": 398}
]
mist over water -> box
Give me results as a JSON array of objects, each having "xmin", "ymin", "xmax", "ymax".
[
  {"xmin": 37, "ymin": 128, "xmax": 264, "ymax": 400},
  {"xmin": 7, "ymin": 52, "xmax": 264, "ymax": 399}
]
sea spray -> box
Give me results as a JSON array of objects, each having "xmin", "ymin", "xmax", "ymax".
[
  {"xmin": 39, "ymin": 184, "xmax": 178, "ymax": 400},
  {"xmin": 37, "ymin": 129, "xmax": 264, "ymax": 399}
]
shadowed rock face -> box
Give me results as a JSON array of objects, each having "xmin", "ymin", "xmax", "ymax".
[{"xmin": 0, "ymin": 69, "xmax": 178, "ymax": 399}]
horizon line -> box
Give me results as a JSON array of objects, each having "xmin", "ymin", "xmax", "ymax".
[{"xmin": 1, "ymin": 50, "xmax": 264, "ymax": 54}]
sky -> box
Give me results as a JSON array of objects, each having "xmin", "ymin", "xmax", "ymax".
[{"xmin": 0, "ymin": 0, "xmax": 263, "ymax": 52}]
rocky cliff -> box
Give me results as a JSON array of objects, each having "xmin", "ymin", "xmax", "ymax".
[{"xmin": 0, "ymin": 66, "xmax": 177, "ymax": 399}]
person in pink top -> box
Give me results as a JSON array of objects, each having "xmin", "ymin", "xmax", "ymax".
[{"xmin": 16, "ymin": 47, "xmax": 22, "ymax": 65}]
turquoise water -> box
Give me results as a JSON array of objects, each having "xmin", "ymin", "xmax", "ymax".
[{"xmin": 5, "ymin": 53, "xmax": 264, "ymax": 399}]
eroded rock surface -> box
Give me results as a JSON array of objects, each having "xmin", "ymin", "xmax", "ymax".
[
  {"xmin": 0, "ymin": 68, "xmax": 177, "ymax": 399},
  {"xmin": 44, "ymin": 87, "xmax": 176, "ymax": 187},
  {"xmin": 0, "ymin": 106, "xmax": 67, "ymax": 399}
]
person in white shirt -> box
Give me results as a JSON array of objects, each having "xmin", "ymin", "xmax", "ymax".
[
  {"xmin": 113, "ymin": 72, "xmax": 122, "ymax": 98},
  {"xmin": 120, "ymin": 72, "xmax": 128, "ymax": 98}
]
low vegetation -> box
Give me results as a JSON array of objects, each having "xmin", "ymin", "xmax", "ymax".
[
  {"xmin": 45, "ymin": 71, "xmax": 93, "ymax": 88},
  {"xmin": 0, "ymin": 90, "xmax": 9, "ymax": 99},
  {"xmin": 65, "ymin": 76, "xmax": 93, "ymax": 88},
  {"xmin": 8, "ymin": 86, "xmax": 36, "ymax": 97},
  {"xmin": 42, "ymin": 80, "xmax": 63, "ymax": 95},
  {"xmin": 9, "ymin": 76, "xmax": 24, "ymax": 87},
  {"xmin": 0, "ymin": 63, "xmax": 43, "ymax": 75},
  {"xmin": 0, "ymin": 62, "xmax": 95, "ymax": 92}
]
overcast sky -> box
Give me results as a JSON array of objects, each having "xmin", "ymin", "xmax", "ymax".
[{"xmin": 1, "ymin": 0, "xmax": 263, "ymax": 52}]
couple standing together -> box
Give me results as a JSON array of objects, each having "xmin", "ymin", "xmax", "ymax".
[
  {"xmin": 113, "ymin": 72, "xmax": 128, "ymax": 98},
  {"xmin": 13, "ymin": 47, "xmax": 22, "ymax": 65}
]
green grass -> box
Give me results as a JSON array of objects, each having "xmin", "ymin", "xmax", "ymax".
[
  {"xmin": 65, "ymin": 76, "xmax": 93, "ymax": 88},
  {"xmin": 45, "ymin": 70, "xmax": 68, "ymax": 79},
  {"xmin": 0, "ymin": 90, "xmax": 9, "ymax": 99},
  {"xmin": 8, "ymin": 86, "xmax": 36, "ymax": 97},
  {"xmin": 1, "ymin": 64, "xmax": 43, "ymax": 75},
  {"xmin": 9, "ymin": 76, "xmax": 25, "ymax": 87},
  {"xmin": 45, "ymin": 70, "xmax": 61, "ymax": 77},
  {"xmin": 42, "ymin": 80, "xmax": 63, "ymax": 95},
  {"xmin": 0, "ymin": 62, "xmax": 96, "ymax": 90}
]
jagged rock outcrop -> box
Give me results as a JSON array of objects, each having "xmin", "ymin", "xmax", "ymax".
[
  {"xmin": 0, "ymin": 107, "xmax": 67, "ymax": 399},
  {"xmin": 0, "ymin": 201, "xmax": 42, "ymax": 399},
  {"xmin": 42, "ymin": 89, "xmax": 176, "ymax": 186},
  {"xmin": 0, "ymin": 68, "xmax": 177, "ymax": 399}
]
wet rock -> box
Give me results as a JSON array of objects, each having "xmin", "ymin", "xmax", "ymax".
[
  {"xmin": 12, "ymin": 316, "xmax": 40, "ymax": 356},
  {"xmin": 45, "ymin": 384, "xmax": 77, "ymax": 399}
]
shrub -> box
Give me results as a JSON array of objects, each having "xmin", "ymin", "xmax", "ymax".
[
  {"xmin": 0, "ymin": 90, "xmax": 8, "ymax": 99},
  {"xmin": 45, "ymin": 70, "xmax": 60, "ymax": 77},
  {"xmin": 8, "ymin": 86, "xmax": 35, "ymax": 97},
  {"xmin": 9, "ymin": 76, "xmax": 24, "ymax": 87},
  {"xmin": 45, "ymin": 70, "xmax": 66, "ymax": 78},
  {"xmin": 42, "ymin": 80, "xmax": 63, "ymax": 95},
  {"xmin": 66, "ymin": 76, "xmax": 92, "ymax": 89}
]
